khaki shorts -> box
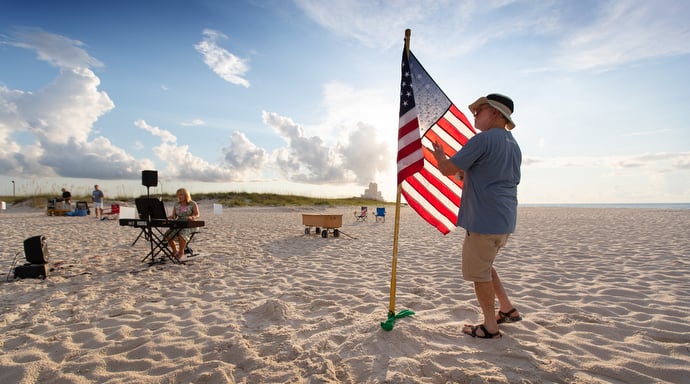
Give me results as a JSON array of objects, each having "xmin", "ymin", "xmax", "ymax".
[{"xmin": 462, "ymin": 231, "xmax": 510, "ymax": 282}]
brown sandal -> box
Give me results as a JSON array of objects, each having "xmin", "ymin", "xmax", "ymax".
[
  {"xmin": 463, "ymin": 324, "xmax": 502, "ymax": 339},
  {"xmin": 497, "ymin": 308, "xmax": 522, "ymax": 324}
]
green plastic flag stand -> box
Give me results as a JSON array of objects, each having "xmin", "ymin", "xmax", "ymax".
[{"xmin": 380, "ymin": 309, "xmax": 415, "ymax": 331}]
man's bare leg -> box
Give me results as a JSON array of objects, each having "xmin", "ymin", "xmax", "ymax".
[
  {"xmin": 492, "ymin": 267, "xmax": 521, "ymax": 321},
  {"xmin": 463, "ymin": 280, "xmax": 499, "ymax": 336}
]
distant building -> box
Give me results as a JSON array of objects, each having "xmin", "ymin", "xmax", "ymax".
[{"xmin": 361, "ymin": 182, "xmax": 384, "ymax": 201}]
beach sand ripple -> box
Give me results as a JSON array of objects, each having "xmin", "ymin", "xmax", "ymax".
[{"xmin": 1, "ymin": 205, "xmax": 689, "ymax": 383}]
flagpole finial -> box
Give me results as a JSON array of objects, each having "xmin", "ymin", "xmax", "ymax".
[{"xmin": 404, "ymin": 29, "xmax": 411, "ymax": 55}]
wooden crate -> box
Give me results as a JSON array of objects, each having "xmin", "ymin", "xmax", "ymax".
[
  {"xmin": 47, "ymin": 209, "xmax": 72, "ymax": 216},
  {"xmin": 302, "ymin": 214, "xmax": 342, "ymax": 229},
  {"xmin": 46, "ymin": 200, "xmax": 72, "ymax": 216}
]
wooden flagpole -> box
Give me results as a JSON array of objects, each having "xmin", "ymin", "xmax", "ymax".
[
  {"xmin": 387, "ymin": 29, "xmax": 411, "ymax": 318},
  {"xmin": 388, "ymin": 184, "xmax": 402, "ymax": 317}
]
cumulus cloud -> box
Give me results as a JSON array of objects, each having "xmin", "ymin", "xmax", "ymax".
[
  {"xmin": 221, "ymin": 131, "xmax": 268, "ymax": 178},
  {"xmin": 0, "ymin": 29, "xmax": 147, "ymax": 179},
  {"xmin": 337, "ymin": 122, "xmax": 391, "ymax": 184},
  {"xmin": 194, "ymin": 29, "xmax": 250, "ymax": 87},
  {"xmin": 39, "ymin": 137, "xmax": 155, "ymax": 179},
  {"xmin": 261, "ymin": 111, "xmax": 390, "ymax": 185},
  {"xmin": 0, "ymin": 28, "xmax": 389, "ymax": 188},
  {"xmin": 19, "ymin": 67, "xmax": 114, "ymax": 144},
  {"xmin": 263, "ymin": 111, "xmax": 345, "ymax": 183},
  {"xmin": 135, "ymin": 119, "xmax": 235, "ymax": 182}
]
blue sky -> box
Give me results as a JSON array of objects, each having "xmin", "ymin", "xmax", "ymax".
[{"xmin": 1, "ymin": 0, "xmax": 689, "ymax": 203}]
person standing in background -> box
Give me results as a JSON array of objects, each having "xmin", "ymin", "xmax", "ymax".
[
  {"xmin": 92, "ymin": 184, "xmax": 104, "ymax": 219},
  {"xmin": 61, "ymin": 188, "xmax": 72, "ymax": 205}
]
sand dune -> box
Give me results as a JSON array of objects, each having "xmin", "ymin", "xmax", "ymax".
[{"xmin": 1, "ymin": 203, "xmax": 688, "ymax": 383}]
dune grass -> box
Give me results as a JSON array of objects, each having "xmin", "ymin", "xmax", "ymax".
[{"xmin": 0, "ymin": 192, "xmax": 389, "ymax": 209}]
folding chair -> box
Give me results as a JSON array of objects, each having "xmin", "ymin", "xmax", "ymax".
[
  {"xmin": 374, "ymin": 207, "xmax": 386, "ymax": 223},
  {"xmin": 101, "ymin": 204, "xmax": 120, "ymax": 220},
  {"xmin": 354, "ymin": 206, "xmax": 367, "ymax": 222}
]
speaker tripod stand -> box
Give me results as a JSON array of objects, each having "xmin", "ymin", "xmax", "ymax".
[{"xmin": 139, "ymin": 170, "xmax": 175, "ymax": 266}]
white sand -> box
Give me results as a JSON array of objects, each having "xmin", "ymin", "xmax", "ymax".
[{"xmin": 1, "ymin": 202, "xmax": 689, "ymax": 383}]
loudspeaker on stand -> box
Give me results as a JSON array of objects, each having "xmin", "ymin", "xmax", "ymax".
[
  {"xmin": 142, "ymin": 170, "xmax": 158, "ymax": 187},
  {"xmin": 24, "ymin": 235, "xmax": 49, "ymax": 265}
]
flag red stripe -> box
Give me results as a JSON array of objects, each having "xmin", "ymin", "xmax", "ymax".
[
  {"xmin": 449, "ymin": 104, "xmax": 475, "ymax": 136},
  {"xmin": 436, "ymin": 117, "xmax": 470, "ymax": 147},
  {"xmin": 398, "ymin": 117, "xmax": 420, "ymax": 139},
  {"xmin": 401, "ymin": 188, "xmax": 453, "ymax": 235},
  {"xmin": 418, "ymin": 164, "xmax": 462, "ymax": 207},
  {"xmin": 421, "ymin": 134, "xmax": 464, "ymax": 190},
  {"xmin": 398, "ymin": 158, "xmax": 424, "ymax": 184},
  {"xmin": 397, "ymin": 138, "xmax": 422, "ymax": 161},
  {"xmin": 405, "ymin": 173, "xmax": 458, "ymax": 224},
  {"xmin": 423, "ymin": 130, "xmax": 455, "ymax": 162},
  {"xmin": 429, "ymin": 106, "xmax": 474, "ymax": 147}
]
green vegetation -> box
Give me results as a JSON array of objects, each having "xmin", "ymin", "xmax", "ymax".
[
  {"xmin": 0, "ymin": 192, "xmax": 389, "ymax": 209},
  {"xmin": 1, "ymin": 194, "xmax": 61, "ymax": 209},
  {"xmin": 165, "ymin": 192, "xmax": 388, "ymax": 208}
]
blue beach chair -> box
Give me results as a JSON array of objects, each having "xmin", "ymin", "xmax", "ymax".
[{"xmin": 375, "ymin": 207, "xmax": 386, "ymax": 223}]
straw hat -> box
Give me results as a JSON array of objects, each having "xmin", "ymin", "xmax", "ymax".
[{"xmin": 468, "ymin": 93, "xmax": 516, "ymax": 129}]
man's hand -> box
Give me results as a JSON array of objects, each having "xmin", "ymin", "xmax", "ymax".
[
  {"xmin": 432, "ymin": 141, "xmax": 446, "ymax": 162},
  {"xmin": 432, "ymin": 141, "xmax": 461, "ymax": 176}
]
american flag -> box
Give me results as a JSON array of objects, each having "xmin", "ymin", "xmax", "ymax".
[{"xmin": 397, "ymin": 49, "xmax": 476, "ymax": 234}]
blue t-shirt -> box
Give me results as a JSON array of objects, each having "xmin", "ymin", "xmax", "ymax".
[
  {"xmin": 92, "ymin": 189, "xmax": 104, "ymax": 203},
  {"xmin": 450, "ymin": 128, "xmax": 521, "ymax": 234}
]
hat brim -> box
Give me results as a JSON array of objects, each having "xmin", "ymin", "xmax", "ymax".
[{"xmin": 469, "ymin": 97, "xmax": 516, "ymax": 130}]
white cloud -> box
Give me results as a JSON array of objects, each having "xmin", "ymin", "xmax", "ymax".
[
  {"xmin": 0, "ymin": 27, "xmax": 392, "ymax": 188},
  {"xmin": 0, "ymin": 29, "xmax": 147, "ymax": 180},
  {"xmin": 337, "ymin": 122, "xmax": 392, "ymax": 184},
  {"xmin": 19, "ymin": 67, "xmax": 114, "ymax": 144},
  {"xmin": 6, "ymin": 27, "xmax": 103, "ymax": 69},
  {"xmin": 221, "ymin": 131, "xmax": 268, "ymax": 178},
  {"xmin": 526, "ymin": 152, "xmax": 690, "ymax": 172},
  {"xmin": 320, "ymin": 81, "xmax": 395, "ymax": 140},
  {"xmin": 296, "ymin": 1, "xmax": 690, "ymax": 71},
  {"xmin": 260, "ymin": 110, "xmax": 390, "ymax": 185},
  {"xmin": 135, "ymin": 119, "xmax": 177, "ymax": 144},
  {"xmin": 262, "ymin": 111, "xmax": 345, "ymax": 183},
  {"xmin": 39, "ymin": 137, "xmax": 155, "ymax": 179},
  {"xmin": 294, "ymin": 0, "xmax": 438, "ymax": 49},
  {"xmin": 136, "ymin": 119, "xmax": 235, "ymax": 182},
  {"xmin": 180, "ymin": 118, "xmax": 206, "ymax": 127},
  {"xmin": 293, "ymin": 0, "xmax": 550, "ymax": 57},
  {"xmin": 194, "ymin": 29, "xmax": 250, "ymax": 88},
  {"xmin": 556, "ymin": 1, "xmax": 690, "ymax": 71}
]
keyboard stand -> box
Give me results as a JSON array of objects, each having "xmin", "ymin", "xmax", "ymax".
[
  {"xmin": 119, "ymin": 217, "xmax": 205, "ymax": 266},
  {"xmin": 142, "ymin": 226, "xmax": 181, "ymax": 265}
]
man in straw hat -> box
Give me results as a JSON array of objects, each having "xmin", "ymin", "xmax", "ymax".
[{"xmin": 432, "ymin": 93, "xmax": 523, "ymax": 339}]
